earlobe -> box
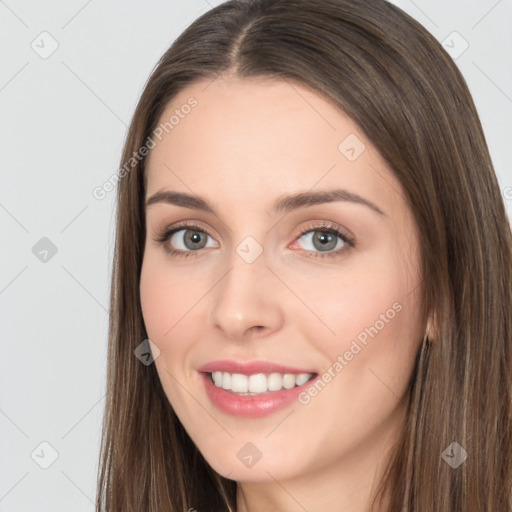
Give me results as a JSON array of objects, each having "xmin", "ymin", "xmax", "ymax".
[{"xmin": 425, "ymin": 313, "xmax": 438, "ymax": 343}]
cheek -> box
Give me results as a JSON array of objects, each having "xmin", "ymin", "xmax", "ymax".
[
  {"xmin": 289, "ymin": 249, "xmax": 422, "ymax": 389},
  {"xmin": 139, "ymin": 255, "xmax": 197, "ymax": 341},
  {"xmin": 139, "ymin": 259, "xmax": 196, "ymax": 407},
  {"xmin": 291, "ymin": 256, "xmax": 412, "ymax": 345},
  {"xmin": 289, "ymin": 264, "xmax": 422, "ymax": 455},
  {"xmin": 139, "ymin": 255, "xmax": 212, "ymax": 399}
]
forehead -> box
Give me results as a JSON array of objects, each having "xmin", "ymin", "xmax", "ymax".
[{"xmin": 145, "ymin": 76, "xmax": 404, "ymax": 217}]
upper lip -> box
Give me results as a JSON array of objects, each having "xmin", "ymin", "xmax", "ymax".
[{"xmin": 198, "ymin": 360, "xmax": 317, "ymax": 375}]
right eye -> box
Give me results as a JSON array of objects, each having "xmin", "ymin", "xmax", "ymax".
[{"xmin": 153, "ymin": 222, "xmax": 218, "ymax": 258}]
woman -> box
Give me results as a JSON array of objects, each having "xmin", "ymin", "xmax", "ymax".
[{"xmin": 96, "ymin": 0, "xmax": 512, "ymax": 510}]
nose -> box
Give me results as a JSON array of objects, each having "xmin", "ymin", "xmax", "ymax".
[{"xmin": 209, "ymin": 251, "xmax": 285, "ymax": 341}]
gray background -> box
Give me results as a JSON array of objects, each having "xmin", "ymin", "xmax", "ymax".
[{"xmin": 1, "ymin": 0, "xmax": 511, "ymax": 510}]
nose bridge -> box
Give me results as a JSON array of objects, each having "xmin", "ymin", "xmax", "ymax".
[{"xmin": 209, "ymin": 243, "xmax": 284, "ymax": 339}]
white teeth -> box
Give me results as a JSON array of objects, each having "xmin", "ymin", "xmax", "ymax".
[
  {"xmin": 282, "ymin": 374, "xmax": 296, "ymax": 389},
  {"xmin": 295, "ymin": 373, "xmax": 310, "ymax": 386},
  {"xmin": 231, "ymin": 373, "xmax": 249, "ymax": 393},
  {"xmin": 213, "ymin": 371, "xmax": 223, "ymax": 387},
  {"xmin": 209, "ymin": 371, "xmax": 314, "ymax": 394},
  {"xmin": 267, "ymin": 372, "xmax": 282, "ymax": 391},
  {"xmin": 222, "ymin": 372, "xmax": 231, "ymax": 390},
  {"xmin": 248, "ymin": 373, "xmax": 267, "ymax": 393}
]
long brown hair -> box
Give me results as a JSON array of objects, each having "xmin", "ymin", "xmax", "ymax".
[{"xmin": 95, "ymin": 0, "xmax": 512, "ymax": 510}]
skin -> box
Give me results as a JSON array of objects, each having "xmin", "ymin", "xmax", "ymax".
[{"xmin": 140, "ymin": 74, "xmax": 425, "ymax": 512}]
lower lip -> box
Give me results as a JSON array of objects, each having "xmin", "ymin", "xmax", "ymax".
[{"xmin": 200, "ymin": 372, "xmax": 317, "ymax": 418}]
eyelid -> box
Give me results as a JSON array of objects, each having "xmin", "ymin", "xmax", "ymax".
[{"xmin": 152, "ymin": 219, "xmax": 217, "ymax": 242}]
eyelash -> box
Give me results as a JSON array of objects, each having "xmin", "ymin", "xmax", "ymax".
[{"xmin": 152, "ymin": 220, "xmax": 356, "ymax": 260}]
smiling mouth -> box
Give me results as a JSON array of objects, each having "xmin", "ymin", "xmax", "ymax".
[{"xmin": 207, "ymin": 371, "xmax": 316, "ymax": 396}]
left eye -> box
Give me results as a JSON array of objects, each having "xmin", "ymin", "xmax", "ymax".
[{"xmin": 294, "ymin": 229, "xmax": 347, "ymax": 253}]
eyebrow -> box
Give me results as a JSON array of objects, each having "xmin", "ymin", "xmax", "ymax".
[{"xmin": 145, "ymin": 188, "xmax": 385, "ymax": 216}]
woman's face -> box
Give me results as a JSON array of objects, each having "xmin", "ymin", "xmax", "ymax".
[{"xmin": 140, "ymin": 75, "xmax": 424, "ymax": 497}]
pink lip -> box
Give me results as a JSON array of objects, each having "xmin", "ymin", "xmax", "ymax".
[
  {"xmin": 197, "ymin": 359, "xmax": 316, "ymax": 375},
  {"xmin": 197, "ymin": 360, "xmax": 318, "ymax": 418}
]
